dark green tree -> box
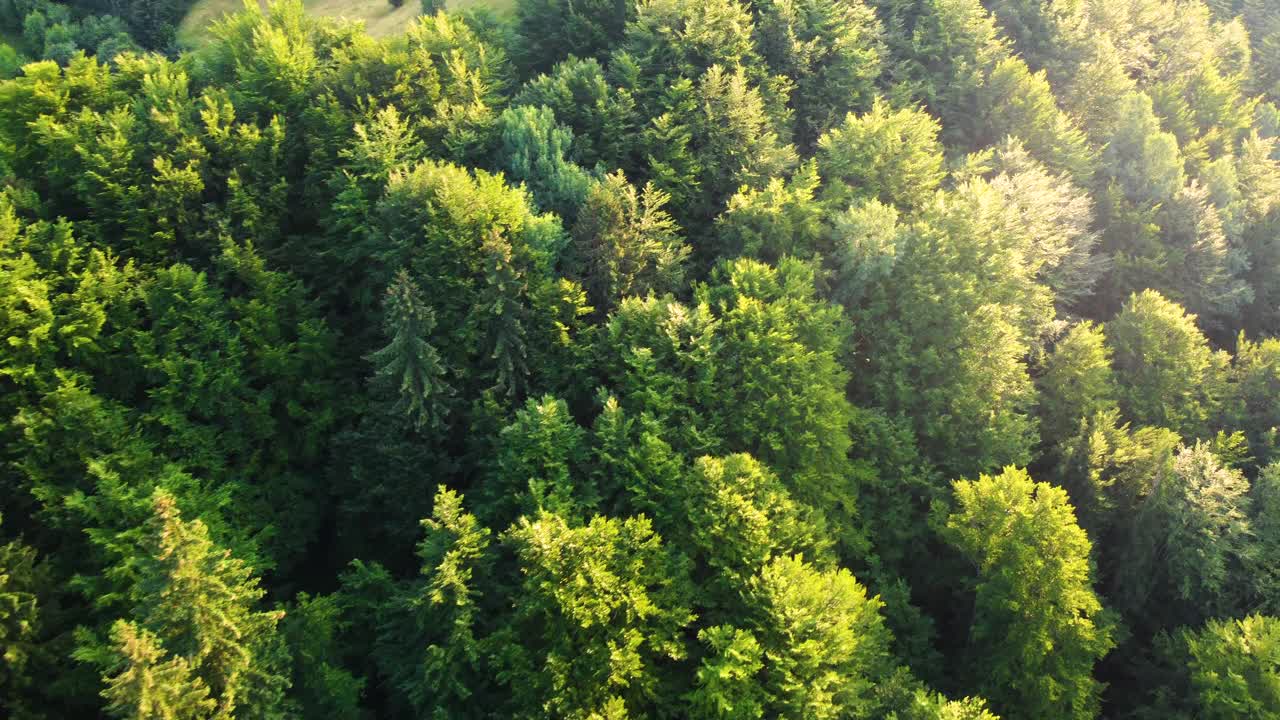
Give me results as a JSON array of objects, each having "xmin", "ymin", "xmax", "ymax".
[{"xmin": 367, "ymin": 269, "xmax": 450, "ymax": 431}]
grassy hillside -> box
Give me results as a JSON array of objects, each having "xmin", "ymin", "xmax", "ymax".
[{"xmin": 177, "ymin": 0, "xmax": 511, "ymax": 48}]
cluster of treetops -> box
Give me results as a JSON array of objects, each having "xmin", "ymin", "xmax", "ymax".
[{"xmin": 5, "ymin": 0, "xmax": 1280, "ymax": 717}]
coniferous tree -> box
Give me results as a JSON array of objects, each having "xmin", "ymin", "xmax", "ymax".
[
  {"xmin": 97, "ymin": 492, "xmax": 290, "ymax": 720},
  {"xmin": 741, "ymin": 554, "xmax": 892, "ymax": 719},
  {"xmin": 494, "ymin": 105, "xmax": 594, "ymax": 222},
  {"xmin": 368, "ymin": 269, "xmax": 449, "ymax": 431},
  {"xmin": 501, "ymin": 512, "xmax": 695, "ymax": 719},
  {"xmin": 101, "ymin": 622, "xmax": 216, "ymax": 720},
  {"xmin": 571, "ymin": 171, "xmax": 688, "ymax": 314},
  {"xmin": 0, "ymin": 517, "xmax": 46, "ymax": 720},
  {"xmin": 1117, "ymin": 442, "xmax": 1254, "ymax": 628},
  {"xmin": 817, "ymin": 99, "xmax": 946, "ymax": 212},
  {"xmin": 753, "ymin": 0, "xmax": 883, "ymax": 148},
  {"xmin": 1037, "ymin": 321, "xmax": 1117, "ymax": 447}
]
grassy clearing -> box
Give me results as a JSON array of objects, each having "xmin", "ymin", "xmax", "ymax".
[{"xmin": 177, "ymin": 0, "xmax": 513, "ymax": 49}]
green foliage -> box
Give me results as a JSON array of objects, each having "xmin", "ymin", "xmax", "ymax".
[
  {"xmin": 395, "ymin": 486, "xmax": 493, "ymax": 717},
  {"xmin": 570, "ymin": 171, "xmax": 687, "ymax": 313},
  {"xmin": 1249, "ymin": 463, "xmax": 1280, "ymax": 615},
  {"xmin": 602, "ymin": 257, "xmax": 868, "ymax": 556},
  {"xmin": 1225, "ymin": 334, "xmax": 1280, "ymax": 465},
  {"xmin": 516, "ymin": 0, "xmax": 632, "ymax": 73},
  {"xmin": 715, "ymin": 161, "xmax": 824, "ymax": 261},
  {"xmin": 644, "ymin": 65, "xmax": 798, "ymax": 228},
  {"xmin": 940, "ymin": 467, "xmax": 1114, "ymax": 720},
  {"xmin": 280, "ymin": 593, "xmax": 363, "ymax": 720},
  {"xmin": 753, "ymin": 0, "xmax": 883, "ymax": 148},
  {"xmin": 978, "ymin": 58, "xmax": 1097, "ymax": 183},
  {"xmin": 1103, "ymin": 92, "xmax": 1186, "ymax": 206},
  {"xmin": 851, "ymin": 175, "xmax": 1054, "ymax": 477},
  {"xmin": 621, "ymin": 0, "xmax": 761, "ymax": 84},
  {"xmin": 1038, "ymin": 322, "xmax": 1117, "ymax": 447},
  {"xmin": 1052, "ymin": 411, "xmax": 1181, "ymax": 551},
  {"xmin": 0, "ymin": 42, "xmax": 24, "ymax": 78},
  {"xmin": 0, "ymin": 518, "xmax": 46, "ymax": 719},
  {"xmin": 1119, "ymin": 442, "xmax": 1255, "ymax": 627},
  {"xmin": 101, "ymin": 621, "xmax": 216, "ymax": 720},
  {"xmin": 742, "ymin": 554, "xmax": 891, "ymax": 719},
  {"xmin": 688, "ymin": 625, "xmax": 766, "ymax": 719},
  {"xmin": 511, "ymin": 56, "xmax": 638, "ymax": 171},
  {"xmin": 501, "ymin": 512, "xmax": 695, "ymax": 718},
  {"xmin": 4, "ymin": 0, "xmax": 1280, "ymax": 716},
  {"xmin": 873, "ymin": 0, "xmax": 1008, "ymax": 147},
  {"xmin": 983, "ymin": 0, "xmax": 1085, "ymax": 72},
  {"xmin": 817, "ymin": 99, "xmax": 945, "ymax": 212},
  {"xmin": 494, "ymin": 104, "xmax": 594, "ymax": 221},
  {"xmin": 1185, "ymin": 615, "xmax": 1280, "ymax": 719},
  {"xmin": 890, "ymin": 689, "xmax": 1000, "ymax": 720},
  {"xmin": 990, "ymin": 138, "xmax": 1104, "ymax": 311},
  {"xmin": 368, "ymin": 269, "xmax": 450, "ymax": 430},
  {"xmin": 483, "ymin": 394, "xmax": 591, "ymax": 524},
  {"xmin": 96, "ymin": 492, "xmax": 290, "ymax": 720},
  {"xmin": 1106, "ymin": 289, "xmax": 1226, "ymax": 438},
  {"xmin": 677, "ymin": 454, "xmax": 830, "ymax": 603}
]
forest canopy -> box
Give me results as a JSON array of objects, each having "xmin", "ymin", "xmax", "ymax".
[{"xmin": 4, "ymin": 0, "xmax": 1280, "ymax": 718}]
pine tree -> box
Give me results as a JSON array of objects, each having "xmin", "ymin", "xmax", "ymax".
[
  {"xmin": 101, "ymin": 621, "xmax": 216, "ymax": 720},
  {"xmin": 1107, "ymin": 290, "xmax": 1227, "ymax": 439},
  {"xmin": 117, "ymin": 492, "xmax": 291, "ymax": 720},
  {"xmin": 368, "ymin": 269, "xmax": 450, "ymax": 430},
  {"xmin": 571, "ymin": 171, "xmax": 688, "ymax": 314},
  {"xmin": 753, "ymin": 0, "xmax": 883, "ymax": 148},
  {"xmin": 1118, "ymin": 443, "xmax": 1255, "ymax": 628},
  {"xmin": 501, "ymin": 512, "xmax": 695, "ymax": 718},
  {"xmin": 1185, "ymin": 615, "xmax": 1280, "ymax": 719},
  {"xmin": 493, "ymin": 105, "xmax": 593, "ymax": 222},
  {"xmin": 478, "ymin": 229, "xmax": 530, "ymax": 399},
  {"xmin": 817, "ymin": 99, "xmax": 946, "ymax": 212},
  {"xmin": 380, "ymin": 486, "xmax": 494, "ymax": 717},
  {"xmin": 481, "ymin": 394, "xmax": 590, "ymax": 525},
  {"xmin": 743, "ymin": 554, "xmax": 892, "ymax": 719},
  {"xmin": 688, "ymin": 625, "xmax": 767, "ymax": 719},
  {"xmin": 1037, "ymin": 322, "xmax": 1117, "ymax": 446}
]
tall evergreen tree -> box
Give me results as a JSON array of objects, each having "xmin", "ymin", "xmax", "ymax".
[
  {"xmin": 97, "ymin": 492, "xmax": 290, "ymax": 720},
  {"xmin": 368, "ymin": 269, "xmax": 450, "ymax": 430}
]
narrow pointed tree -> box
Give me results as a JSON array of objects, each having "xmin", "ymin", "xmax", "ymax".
[
  {"xmin": 116, "ymin": 492, "xmax": 291, "ymax": 720},
  {"xmin": 377, "ymin": 486, "xmax": 494, "ymax": 717},
  {"xmin": 368, "ymin": 269, "xmax": 450, "ymax": 430},
  {"xmin": 101, "ymin": 621, "xmax": 216, "ymax": 720},
  {"xmin": 479, "ymin": 230, "xmax": 530, "ymax": 399},
  {"xmin": 571, "ymin": 171, "xmax": 688, "ymax": 314}
]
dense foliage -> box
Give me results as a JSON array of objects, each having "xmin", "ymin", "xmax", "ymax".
[{"xmin": 4, "ymin": 0, "xmax": 1280, "ymax": 717}]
